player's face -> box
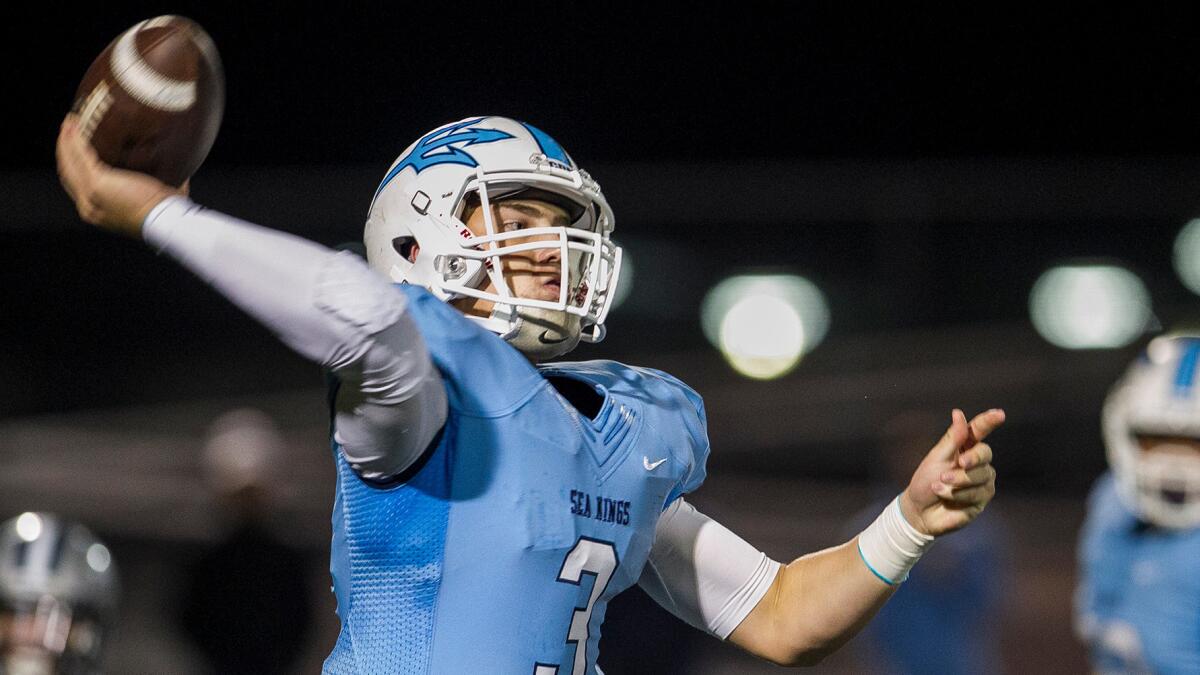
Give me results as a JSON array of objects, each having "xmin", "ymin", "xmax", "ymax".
[
  {"xmin": 453, "ymin": 198, "xmax": 575, "ymax": 316},
  {"xmin": 1136, "ymin": 434, "xmax": 1200, "ymax": 457}
]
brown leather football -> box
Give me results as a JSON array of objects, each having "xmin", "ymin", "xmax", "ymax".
[{"xmin": 72, "ymin": 16, "xmax": 224, "ymax": 187}]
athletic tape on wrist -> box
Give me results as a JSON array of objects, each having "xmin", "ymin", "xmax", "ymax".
[{"xmin": 856, "ymin": 496, "xmax": 934, "ymax": 585}]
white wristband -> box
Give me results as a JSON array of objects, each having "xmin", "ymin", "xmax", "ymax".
[{"xmin": 856, "ymin": 496, "xmax": 934, "ymax": 585}]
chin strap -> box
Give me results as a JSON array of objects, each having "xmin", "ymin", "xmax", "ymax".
[
  {"xmin": 580, "ymin": 323, "xmax": 606, "ymax": 343},
  {"xmin": 504, "ymin": 307, "xmax": 582, "ymax": 360}
]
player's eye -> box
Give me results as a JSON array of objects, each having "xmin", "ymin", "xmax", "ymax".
[{"xmin": 501, "ymin": 220, "xmax": 524, "ymax": 233}]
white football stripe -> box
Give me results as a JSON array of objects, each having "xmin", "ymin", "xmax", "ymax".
[
  {"xmin": 144, "ymin": 15, "xmax": 176, "ymax": 29},
  {"xmin": 148, "ymin": 15, "xmax": 219, "ymax": 64},
  {"xmin": 109, "ymin": 19, "xmax": 196, "ymax": 112}
]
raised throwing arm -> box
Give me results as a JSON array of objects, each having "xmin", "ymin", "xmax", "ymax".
[{"xmin": 56, "ymin": 115, "xmax": 447, "ymax": 480}]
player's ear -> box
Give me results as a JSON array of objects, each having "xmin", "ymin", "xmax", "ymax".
[{"xmin": 382, "ymin": 237, "xmax": 417, "ymax": 263}]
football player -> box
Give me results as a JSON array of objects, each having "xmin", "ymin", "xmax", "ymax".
[
  {"xmin": 56, "ymin": 114, "xmax": 1002, "ymax": 673},
  {"xmin": 1076, "ymin": 335, "xmax": 1200, "ymax": 674},
  {"xmin": 0, "ymin": 512, "xmax": 118, "ymax": 675},
  {"xmin": 179, "ymin": 409, "xmax": 312, "ymax": 675}
]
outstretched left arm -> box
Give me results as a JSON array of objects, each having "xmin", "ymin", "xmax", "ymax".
[{"xmin": 726, "ymin": 408, "xmax": 1004, "ymax": 666}]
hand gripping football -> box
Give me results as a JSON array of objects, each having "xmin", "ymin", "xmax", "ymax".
[{"xmin": 72, "ymin": 15, "xmax": 224, "ymax": 187}]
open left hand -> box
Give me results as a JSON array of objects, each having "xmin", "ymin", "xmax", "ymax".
[
  {"xmin": 899, "ymin": 408, "xmax": 1004, "ymax": 537},
  {"xmin": 55, "ymin": 114, "xmax": 182, "ymax": 237}
]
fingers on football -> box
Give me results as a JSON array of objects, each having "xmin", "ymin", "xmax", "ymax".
[
  {"xmin": 58, "ymin": 116, "xmax": 96, "ymax": 213},
  {"xmin": 958, "ymin": 441, "xmax": 993, "ymax": 470},
  {"xmin": 57, "ymin": 114, "xmax": 109, "ymax": 223},
  {"xmin": 56, "ymin": 116, "xmax": 81, "ymax": 202}
]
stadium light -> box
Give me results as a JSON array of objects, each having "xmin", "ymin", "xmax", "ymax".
[
  {"xmin": 611, "ymin": 247, "xmax": 633, "ymax": 311},
  {"xmin": 87, "ymin": 543, "xmax": 113, "ymax": 573},
  {"xmin": 1173, "ymin": 218, "xmax": 1200, "ymax": 295},
  {"xmin": 15, "ymin": 512, "xmax": 42, "ymax": 542},
  {"xmin": 1029, "ymin": 264, "xmax": 1151, "ymax": 349},
  {"xmin": 701, "ymin": 274, "xmax": 829, "ymax": 379}
]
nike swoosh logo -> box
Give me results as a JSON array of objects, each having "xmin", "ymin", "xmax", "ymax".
[
  {"xmin": 538, "ymin": 331, "xmax": 568, "ymax": 345},
  {"xmin": 643, "ymin": 456, "xmax": 667, "ymax": 471}
]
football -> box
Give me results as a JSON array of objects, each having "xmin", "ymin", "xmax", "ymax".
[{"xmin": 72, "ymin": 16, "xmax": 224, "ymax": 187}]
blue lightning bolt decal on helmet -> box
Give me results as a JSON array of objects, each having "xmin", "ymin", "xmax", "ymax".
[
  {"xmin": 518, "ymin": 121, "xmax": 574, "ymax": 168},
  {"xmin": 1172, "ymin": 339, "xmax": 1200, "ymax": 398},
  {"xmin": 374, "ymin": 118, "xmax": 515, "ymax": 199}
]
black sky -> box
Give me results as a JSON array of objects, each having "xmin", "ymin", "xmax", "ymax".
[{"xmin": 8, "ymin": 3, "xmax": 1200, "ymax": 168}]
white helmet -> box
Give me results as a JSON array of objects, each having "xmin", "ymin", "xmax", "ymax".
[
  {"xmin": 1103, "ymin": 335, "xmax": 1200, "ymax": 528},
  {"xmin": 364, "ymin": 116, "xmax": 622, "ymax": 359},
  {"xmin": 0, "ymin": 513, "xmax": 118, "ymax": 674}
]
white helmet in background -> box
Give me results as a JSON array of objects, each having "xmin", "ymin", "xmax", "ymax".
[
  {"xmin": 202, "ymin": 407, "xmax": 284, "ymax": 498},
  {"xmin": 364, "ymin": 116, "xmax": 622, "ymax": 359},
  {"xmin": 0, "ymin": 513, "xmax": 118, "ymax": 674},
  {"xmin": 1103, "ymin": 335, "xmax": 1200, "ymax": 528}
]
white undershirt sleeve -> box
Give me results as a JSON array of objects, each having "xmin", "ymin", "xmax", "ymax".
[
  {"xmin": 142, "ymin": 196, "xmax": 447, "ymax": 480},
  {"xmin": 638, "ymin": 498, "xmax": 782, "ymax": 640}
]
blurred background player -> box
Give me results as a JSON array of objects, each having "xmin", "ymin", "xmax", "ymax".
[
  {"xmin": 850, "ymin": 410, "xmax": 1008, "ymax": 675},
  {"xmin": 0, "ymin": 513, "xmax": 118, "ymax": 675},
  {"xmin": 1076, "ymin": 334, "xmax": 1200, "ymax": 674},
  {"xmin": 178, "ymin": 409, "xmax": 312, "ymax": 675}
]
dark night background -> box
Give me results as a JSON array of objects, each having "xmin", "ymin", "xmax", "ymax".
[
  {"xmin": 3, "ymin": 3, "xmax": 1200, "ymax": 673},
  {"xmin": 9, "ymin": 4, "xmax": 1200, "ymax": 163},
  {"xmin": 6, "ymin": 3, "xmax": 1200, "ymax": 413}
]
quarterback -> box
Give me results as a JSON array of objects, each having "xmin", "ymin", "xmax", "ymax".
[
  {"xmin": 1076, "ymin": 335, "xmax": 1200, "ymax": 675},
  {"xmin": 56, "ymin": 114, "xmax": 1002, "ymax": 673}
]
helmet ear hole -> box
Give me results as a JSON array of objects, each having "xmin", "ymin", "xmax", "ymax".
[{"xmin": 392, "ymin": 236, "xmax": 418, "ymax": 263}]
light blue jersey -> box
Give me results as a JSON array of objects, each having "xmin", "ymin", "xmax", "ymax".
[
  {"xmin": 322, "ymin": 285, "xmax": 709, "ymax": 675},
  {"xmin": 1076, "ymin": 472, "xmax": 1200, "ymax": 675}
]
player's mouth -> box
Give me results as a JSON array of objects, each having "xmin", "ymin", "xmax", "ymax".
[
  {"xmin": 533, "ymin": 275, "xmax": 563, "ymax": 301},
  {"xmin": 520, "ymin": 271, "xmax": 571, "ymax": 302}
]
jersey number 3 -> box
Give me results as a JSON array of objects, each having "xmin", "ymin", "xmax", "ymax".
[{"xmin": 534, "ymin": 537, "xmax": 619, "ymax": 675}]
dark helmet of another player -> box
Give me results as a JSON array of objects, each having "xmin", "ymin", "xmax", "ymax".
[{"xmin": 0, "ymin": 513, "xmax": 118, "ymax": 675}]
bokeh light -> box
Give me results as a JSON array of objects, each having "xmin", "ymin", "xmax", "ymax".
[
  {"xmin": 1173, "ymin": 218, "xmax": 1200, "ymax": 295},
  {"xmin": 701, "ymin": 274, "xmax": 830, "ymax": 379},
  {"xmin": 15, "ymin": 512, "xmax": 43, "ymax": 542},
  {"xmin": 610, "ymin": 247, "xmax": 633, "ymax": 310},
  {"xmin": 87, "ymin": 543, "xmax": 113, "ymax": 573},
  {"xmin": 1029, "ymin": 264, "xmax": 1151, "ymax": 349}
]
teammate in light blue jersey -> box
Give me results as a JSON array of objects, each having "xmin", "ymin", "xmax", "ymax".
[
  {"xmin": 1076, "ymin": 336, "xmax": 1200, "ymax": 675},
  {"xmin": 57, "ymin": 113, "xmax": 1003, "ymax": 673}
]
